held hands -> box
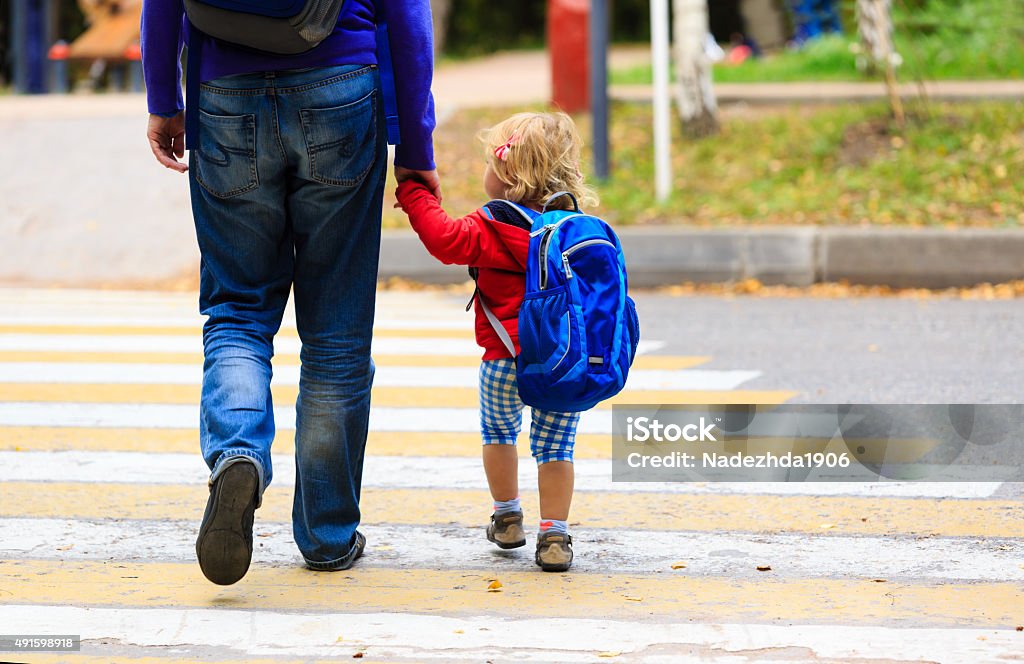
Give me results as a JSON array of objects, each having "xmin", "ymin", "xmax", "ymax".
[
  {"xmin": 394, "ymin": 166, "xmax": 442, "ymax": 208},
  {"xmin": 147, "ymin": 112, "xmax": 188, "ymax": 173}
]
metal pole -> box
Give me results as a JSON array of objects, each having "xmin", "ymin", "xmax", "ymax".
[
  {"xmin": 11, "ymin": 0, "xmax": 26, "ymax": 92},
  {"xmin": 46, "ymin": 0, "xmax": 59, "ymax": 58},
  {"xmin": 651, "ymin": 0, "xmax": 672, "ymax": 202},
  {"xmin": 25, "ymin": 0, "xmax": 47, "ymax": 93},
  {"xmin": 589, "ymin": 0, "xmax": 609, "ymax": 180}
]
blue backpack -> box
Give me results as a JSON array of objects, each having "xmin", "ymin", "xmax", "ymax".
[{"xmin": 478, "ymin": 192, "xmax": 640, "ymax": 413}]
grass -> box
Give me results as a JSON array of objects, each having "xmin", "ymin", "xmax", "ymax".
[
  {"xmin": 383, "ymin": 100, "xmax": 1024, "ymax": 229},
  {"xmin": 610, "ymin": 0, "xmax": 1024, "ymax": 85}
]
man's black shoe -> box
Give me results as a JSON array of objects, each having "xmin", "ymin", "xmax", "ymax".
[{"xmin": 196, "ymin": 460, "xmax": 259, "ymax": 585}]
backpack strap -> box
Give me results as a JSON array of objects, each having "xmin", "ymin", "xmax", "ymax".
[
  {"xmin": 467, "ymin": 267, "xmax": 516, "ymax": 358},
  {"xmin": 462, "ymin": 202, "xmax": 533, "ymax": 358},
  {"xmin": 375, "ymin": 22, "xmax": 401, "ymax": 145},
  {"xmin": 483, "ymin": 200, "xmax": 534, "ymax": 231},
  {"xmin": 184, "ymin": 26, "xmax": 204, "ymax": 151}
]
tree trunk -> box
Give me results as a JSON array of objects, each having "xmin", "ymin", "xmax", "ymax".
[
  {"xmin": 430, "ymin": 0, "xmax": 452, "ymax": 57},
  {"xmin": 856, "ymin": 0, "xmax": 904, "ymax": 125},
  {"xmin": 673, "ymin": 0, "xmax": 718, "ymax": 137}
]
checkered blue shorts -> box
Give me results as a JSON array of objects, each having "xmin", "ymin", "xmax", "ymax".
[{"xmin": 479, "ymin": 358, "xmax": 580, "ymax": 464}]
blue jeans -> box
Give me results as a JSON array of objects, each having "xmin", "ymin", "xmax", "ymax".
[{"xmin": 188, "ymin": 64, "xmax": 386, "ymax": 570}]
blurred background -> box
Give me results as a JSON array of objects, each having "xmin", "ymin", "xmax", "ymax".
[{"xmin": 1, "ymin": 0, "xmax": 1022, "ymax": 288}]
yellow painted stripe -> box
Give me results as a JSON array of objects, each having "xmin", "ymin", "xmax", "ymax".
[
  {"xmin": 1, "ymin": 482, "xmax": 1021, "ymax": 538},
  {"xmin": 0, "ymin": 427, "xmax": 611, "ymax": 458},
  {"xmin": 1, "ymin": 559, "xmax": 1019, "ymax": 628},
  {"xmin": 0, "ymin": 383, "xmax": 796, "ymax": 410},
  {"xmin": 19, "ymin": 657, "xmax": 383, "ymax": 664},
  {"xmin": 0, "ymin": 324, "xmax": 472, "ymax": 339},
  {"xmin": 0, "ymin": 350, "xmax": 711, "ymax": 371}
]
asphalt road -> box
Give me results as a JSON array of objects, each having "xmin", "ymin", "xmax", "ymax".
[{"xmin": 632, "ymin": 293, "xmax": 1023, "ymax": 404}]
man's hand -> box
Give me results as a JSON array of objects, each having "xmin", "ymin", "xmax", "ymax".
[
  {"xmin": 147, "ymin": 112, "xmax": 188, "ymax": 173},
  {"xmin": 394, "ymin": 166, "xmax": 441, "ymax": 201}
]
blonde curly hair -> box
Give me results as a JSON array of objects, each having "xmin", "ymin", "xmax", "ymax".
[{"xmin": 481, "ymin": 112, "xmax": 599, "ymax": 210}]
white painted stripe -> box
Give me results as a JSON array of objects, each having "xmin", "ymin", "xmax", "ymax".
[
  {"xmin": 0, "ymin": 334, "xmax": 475, "ymax": 355},
  {"xmin": 0, "ymin": 360, "xmax": 739, "ymax": 390},
  {"xmin": 0, "ymin": 605, "xmax": 1019, "ymax": 662},
  {"xmin": 0, "ymin": 315, "xmax": 479, "ymax": 332},
  {"xmin": 0, "ymin": 335, "xmax": 665, "ymax": 358},
  {"xmin": 0, "ymin": 451, "xmax": 1000, "ymax": 498},
  {"xmin": 0, "ymin": 288, "xmax": 468, "ymax": 309},
  {"xmin": 0, "ymin": 402, "xmax": 610, "ymax": 432},
  {"xmin": 5, "ymin": 518, "xmax": 1020, "ymax": 581}
]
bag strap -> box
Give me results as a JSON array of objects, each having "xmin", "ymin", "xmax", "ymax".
[
  {"xmin": 467, "ymin": 268, "xmax": 516, "ymax": 358},
  {"xmin": 184, "ymin": 26, "xmax": 203, "ymax": 151},
  {"xmin": 375, "ymin": 22, "xmax": 401, "ymax": 145}
]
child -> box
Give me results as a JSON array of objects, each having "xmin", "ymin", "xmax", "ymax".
[{"xmin": 395, "ymin": 112, "xmax": 598, "ymax": 572}]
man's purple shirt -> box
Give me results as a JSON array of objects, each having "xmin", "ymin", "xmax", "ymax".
[{"xmin": 140, "ymin": 0, "xmax": 436, "ymax": 170}]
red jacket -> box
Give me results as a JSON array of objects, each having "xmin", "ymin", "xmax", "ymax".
[{"xmin": 396, "ymin": 181, "xmax": 531, "ymax": 361}]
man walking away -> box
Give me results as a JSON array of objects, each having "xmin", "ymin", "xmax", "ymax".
[{"xmin": 141, "ymin": 0, "xmax": 439, "ymax": 584}]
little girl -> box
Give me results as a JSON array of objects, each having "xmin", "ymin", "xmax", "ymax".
[{"xmin": 395, "ymin": 112, "xmax": 598, "ymax": 572}]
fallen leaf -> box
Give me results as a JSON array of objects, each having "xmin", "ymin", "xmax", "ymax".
[
  {"xmin": 670, "ymin": 562, "xmax": 687, "ymax": 570},
  {"xmin": 756, "ymin": 565, "xmax": 772, "ymax": 572},
  {"xmin": 872, "ymin": 579, "xmax": 887, "ymax": 583},
  {"xmin": 1015, "ymin": 625, "xmax": 1022, "ymax": 631},
  {"xmin": 453, "ymin": 630, "xmax": 464, "ymax": 634},
  {"xmin": 487, "ymin": 580, "xmax": 503, "ymax": 592},
  {"xmin": 336, "ymin": 636, "xmax": 344, "ymax": 643},
  {"xmin": 623, "ymin": 595, "xmax": 643, "ymax": 602},
  {"xmin": 598, "ymin": 652, "xmax": 622, "ymax": 658},
  {"xmin": 376, "ymin": 545, "xmax": 394, "ymax": 551},
  {"xmin": 353, "ymin": 653, "xmax": 364, "ymax": 659},
  {"xmin": 819, "ymin": 523, "xmax": 835, "ymax": 530},
  {"xmin": 978, "ymin": 636, "xmax": 987, "ymax": 641},
  {"xmin": 257, "ymin": 532, "xmax": 272, "ymax": 538}
]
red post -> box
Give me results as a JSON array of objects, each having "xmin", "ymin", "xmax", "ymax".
[
  {"xmin": 48, "ymin": 40, "xmax": 71, "ymax": 94},
  {"xmin": 548, "ymin": 0, "xmax": 590, "ymax": 113}
]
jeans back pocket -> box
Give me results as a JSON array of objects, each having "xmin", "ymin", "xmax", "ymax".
[
  {"xmin": 300, "ymin": 89, "xmax": 378, "ymax": 187},
  {"xmin": 194, "ymin": 110, "xmax": 259, "ymax": 199}
]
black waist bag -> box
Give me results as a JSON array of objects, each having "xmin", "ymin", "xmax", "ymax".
[{"xmin": 183, "ymin": 0, "xmax": 349, "ymax": 55}]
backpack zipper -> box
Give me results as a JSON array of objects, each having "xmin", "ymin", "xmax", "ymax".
[
  {"xmin": 534, "ymin": 215, "xmax": 594, "ymax": 289},
  {"xmin": 560, "ymin": 238, "xmax": 616, "ymax": 279},
  {"xmin": 539, "ymin": 227, "xmax": 555, "ymax": 290}
]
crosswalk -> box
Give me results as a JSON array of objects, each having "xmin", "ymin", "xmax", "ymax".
[{"xmin": 0, "ymin": 287, "xmax": 1021, "ymax": 663}]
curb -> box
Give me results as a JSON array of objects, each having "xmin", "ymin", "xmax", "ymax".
[
  {"xmin": 610, "ymin": 81, "xmax": 1024, "ymax": 105},
  {"xmin": 379, "ymin": 227, "xmax": 1024, "ymax": 289}
]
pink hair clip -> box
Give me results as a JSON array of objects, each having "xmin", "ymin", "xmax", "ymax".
[{"xmin": 493, "ymin": 133, "xmax": 519, "ymax": 162}]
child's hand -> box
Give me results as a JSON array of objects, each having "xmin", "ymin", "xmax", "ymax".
[{"xmin": 395, "ymin": 166, "xmax": 443, "ymax": 202}]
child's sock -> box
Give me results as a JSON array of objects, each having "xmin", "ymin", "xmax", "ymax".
[
  {"xmin": 539, "ymin": 519, "xmax": 569, "ymax": 535},
  {"xmin": 493, "ymin": 497, "xmax": 521, "ymax": 515}
]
